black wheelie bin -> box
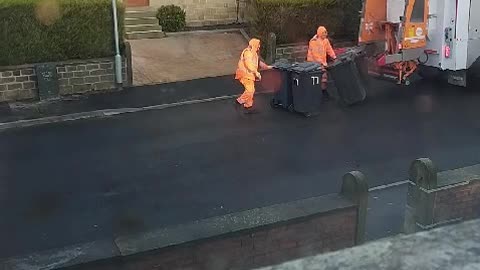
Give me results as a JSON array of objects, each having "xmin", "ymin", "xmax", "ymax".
[
  {"xmin": 289, "ymin": 62, "xmax": 324, "ymax": 117},
  {"xmin": 266, "ymin": 60, "xmax": 293, "ymax": 110},
  {"xmin": 328, "ymin": 48, "xmax": 368, "ymax": 106}
]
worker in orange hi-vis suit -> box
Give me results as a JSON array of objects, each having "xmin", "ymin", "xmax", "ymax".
[
  {"xmin": 235, "ymin": 38, "xmax": 271, "ymax": 112},
  {"xmin": 307, "ymin": 26, "xmax": 337, "ymax": 99}
]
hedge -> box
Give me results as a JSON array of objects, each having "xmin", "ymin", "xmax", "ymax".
[
  {"xmin": 248, "ymin": 0, "xmax": 362, "ymax": 48},
  {"xmin": 0, "ymin": 0, "xmax": 124, "ymax": 66}
]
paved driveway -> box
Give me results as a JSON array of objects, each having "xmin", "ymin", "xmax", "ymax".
[{"xmin": 130, "ymin": 30, "xmax": 247, "ymax": 85}]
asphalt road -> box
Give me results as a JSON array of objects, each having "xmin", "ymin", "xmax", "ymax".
[{"xmin": 2, "ymin": 78, "xmax": 480, "ymax": 258}]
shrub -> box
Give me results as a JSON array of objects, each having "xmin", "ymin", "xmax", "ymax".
[
  {"xmin": 156, "ymin": 5, "xmax": 186, "ymax": 32},
  {"xmin": 0, "ymin": 0, "xmax": 124, "ymax": 66},
  {"xmin": 248, "ymin": 0, "xmax": 362, "ymax": 47}
]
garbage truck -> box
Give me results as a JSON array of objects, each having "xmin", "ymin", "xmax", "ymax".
[{"xmin": 358, "ymin": 0, "xmax": 480, "ymax": 86}]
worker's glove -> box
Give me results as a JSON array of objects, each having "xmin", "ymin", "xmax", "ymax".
[{"xmin": 256, "ymin": 72, "xmax": 262, "ymax": 80}]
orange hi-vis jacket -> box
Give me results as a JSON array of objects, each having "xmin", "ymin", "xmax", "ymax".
[
  {"xmin": 235, "ymin": 39, "xmax": 262, "ymax": 81},
  {"xmin": 307, "ymin": 28, "xmax": 336, "ymax": 66}
]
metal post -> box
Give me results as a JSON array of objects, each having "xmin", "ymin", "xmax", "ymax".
[{"xmin": 112, "ymin": 0, "xmax": 123, "ymax": 85}]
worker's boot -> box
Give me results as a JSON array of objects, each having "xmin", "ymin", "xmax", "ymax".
[
  {"xmin": 234, "ymin": 99, "xmax": 242, "ymax": 107},
  {"xmin": 244, "ymin": 106, "xmax": 259, "ymax": 114}
]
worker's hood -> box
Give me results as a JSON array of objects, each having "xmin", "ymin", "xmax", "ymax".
[
  {"xmin": 249, "ymin": 38, "xmax": 261, "ymax": 50},
  {"xmin": 317, "ymin": 26, "xmax": 327, "ymax": 39}
]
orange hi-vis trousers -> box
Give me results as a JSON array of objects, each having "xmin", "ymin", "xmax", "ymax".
[{"xmin": 237, "ymin": 78, "xmax": 255, "ymax": 108}]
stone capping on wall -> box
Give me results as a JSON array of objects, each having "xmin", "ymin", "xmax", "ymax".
[
  {"xmin": 409, "ymin": 158, "xmax": 480, "ymax": 191},
  {"xmin": 0, "ymin": 171, "xmax": 368, "ymax": 270},
  {"xmin": 115, "ymin": 194, "xmax": 356, "ymax": 256},
  {"xmin": 409, "ymin": 158, "xmax": 439, "ymax": 189},
  {"xmin": 257, "ymin": 218, "xmax": 480, "ymax": 270},
  {"xmin": 405, "ymin": 158, "xmax": 480, "ymax": 233},
  {"xmin": 0, "ymin": 58, "xmax": 127, "ymax": 72},
  {"xmin": 0, "ymin": 64, "xmax": 35, "ymax": 72}
]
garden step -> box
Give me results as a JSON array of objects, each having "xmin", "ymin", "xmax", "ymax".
[
  {"xmin": 126, "ymin": 24, "xmax": 162, "ymax": 32},
  {"xmin": 125, "ymin": 17, "xmax": 158, "ymax": 25},
  {"xmin": 125, "ymin": 9, "xmax": 157, "ymax": 18},
  {"xmin": 126, "ymin": 30, "xmax": 166, "ymax": 40}
]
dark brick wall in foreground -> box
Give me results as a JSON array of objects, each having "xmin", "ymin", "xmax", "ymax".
[
  {"xmin": 68, "ymin": 207, "xmax": 357, "ymax": 270},
  {"xmin": 432, "ymin": 180, "xmax": 480, "ymax": 224}
]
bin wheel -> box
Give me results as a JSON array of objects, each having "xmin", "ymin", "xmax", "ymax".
[
  {"xmin": 404, "ymin": 79, "xmax": 411, "ymax": 86},
  {"xmin": 287, "ymin": 104, "xmax": 295, "ymax": 112},
  {"xmin": 270, "ymin": 99, "xmax": 279, "ymax": 109}
]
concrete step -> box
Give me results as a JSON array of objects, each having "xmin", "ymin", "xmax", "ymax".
[
  {"xmin": 126, "ymin": 30, "xmax": 166, "ymax": 40},
  {"xmin": 125, "ymin": 9, "xmax": 157, "ymax": 18},
  {"xmin": 126, "ymin": 24, "xmax": 162, "ymax": 32},
  {"xmin": 125, "ymin": 17, "xmax": 158, "ymax": 25}
]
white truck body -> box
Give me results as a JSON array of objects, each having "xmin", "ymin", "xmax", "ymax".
[
  {"xmin": 360, "ymin": 0, "xmax": 480, "ymax": 86},
  {"xmin": 422, "ymin": 0, "xmax": 480, "ymax": 85}
]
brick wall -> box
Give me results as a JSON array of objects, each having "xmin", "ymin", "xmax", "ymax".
[
  {"xmin": 275, "ymin": 43, "xmax": 309, "ymax": 63},
  {"xmin": 0, "ymin": 58, "xmax": 128, "ymax": 103},
  {"xmin": 136, "ymin": 208, "xmax": 357, "ymax": 270},
  {"xmin": 57, "ymin": 59, "xmax": 127, "ymax": 96},
  {"xmin": 0, "ymin": 67, "xmax": 38, "ymax": 102},
  {"xmin": 150, "ymin": 0, "xmax": 248, "ymax": 27},
  {"xmin": 259, "ymin": 219, "xmax": 480, "ymax": 270},
  {"xmin": 67, "ymin": 207, "xmax": 357, "ymax": 270},
  {"xmin": 405, "ymin": 159, "xmax": 480, "ymax": 232},
  {"xmin": 431, "ymin": 181, "xmax": 480, "ymax": 223}
]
